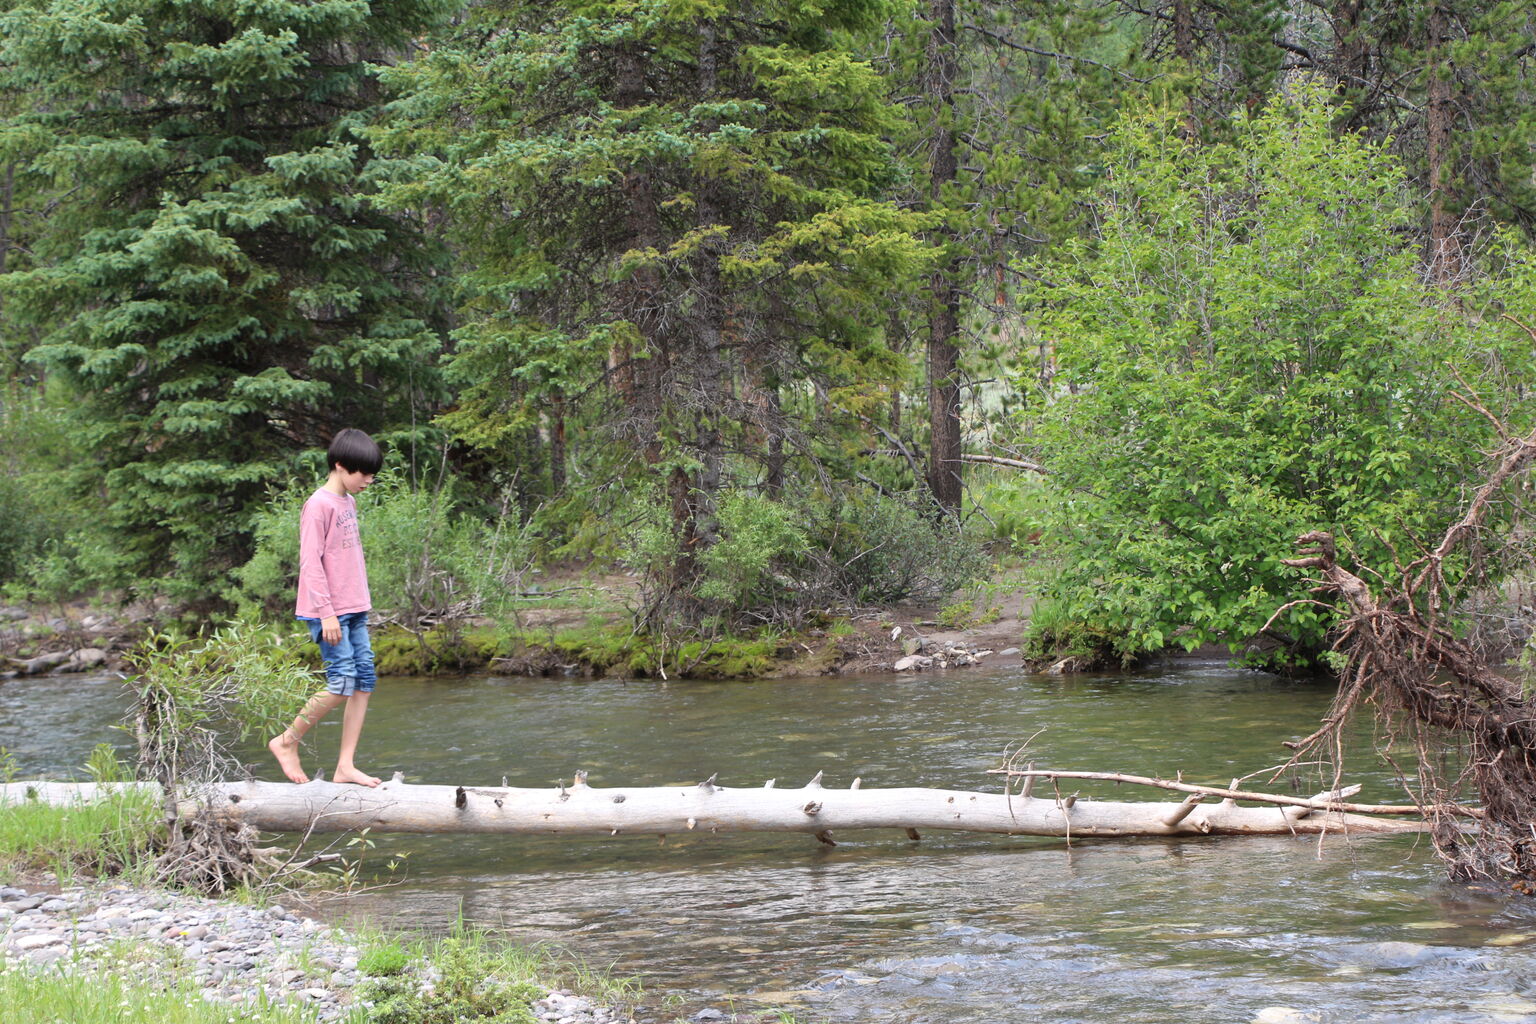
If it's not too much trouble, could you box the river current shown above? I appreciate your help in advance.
[5,663,1536,1022]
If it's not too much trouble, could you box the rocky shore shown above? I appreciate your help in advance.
[0,604,143,680]
[0,882,627,1023]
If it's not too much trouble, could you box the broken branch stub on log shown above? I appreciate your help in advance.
[2,775,1427,840]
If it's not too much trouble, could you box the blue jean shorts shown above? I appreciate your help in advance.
[298,611,376,696]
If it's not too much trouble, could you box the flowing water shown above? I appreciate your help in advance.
[6,663,1536,1023]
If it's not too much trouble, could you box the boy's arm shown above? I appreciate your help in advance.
[296,501,339,636]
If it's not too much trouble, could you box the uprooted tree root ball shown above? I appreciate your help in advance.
[1280,388,1536,886]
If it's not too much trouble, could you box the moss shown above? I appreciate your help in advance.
[536,625,782,679]
[370,624,511,676]
[372,620,803,680]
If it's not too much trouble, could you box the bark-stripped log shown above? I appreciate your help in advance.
[1,774,1428,839]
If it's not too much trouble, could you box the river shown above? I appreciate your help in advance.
[5,663,1536,1022]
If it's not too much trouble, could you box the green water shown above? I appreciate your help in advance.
[6,664,1536,1023]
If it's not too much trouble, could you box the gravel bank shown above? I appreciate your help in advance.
[0,883,628,1023]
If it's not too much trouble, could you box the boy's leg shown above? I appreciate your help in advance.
[268,690,346,783]
[333,692,380,787]
[332,613,380,787]
[269,615,357,783]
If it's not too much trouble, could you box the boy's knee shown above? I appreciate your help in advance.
[325,675,359,697]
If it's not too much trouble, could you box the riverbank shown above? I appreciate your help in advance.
[0,878,789,1024]
[0,577,1035,683]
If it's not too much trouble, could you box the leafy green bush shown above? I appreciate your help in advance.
[0,386,120,602]
[1023,88,1536,667]
[624,486,989,629]
[235,471,532,626]
[824,490,990,606]
[359,935,542,1024]
[127,620,321,785]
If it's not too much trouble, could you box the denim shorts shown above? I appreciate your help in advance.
[298,611,376,696]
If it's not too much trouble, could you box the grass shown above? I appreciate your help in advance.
[351,919,644,1013]
[0,966,356,1024]
[0,787,164,883]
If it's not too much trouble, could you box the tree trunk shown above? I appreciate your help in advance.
[925,0,963,516]
[1173,0,1200,138]
[4,776,1426,840]
[1426,4,1460,284]
[548,394,566,495]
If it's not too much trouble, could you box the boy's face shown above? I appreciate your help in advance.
[334,466,376,495]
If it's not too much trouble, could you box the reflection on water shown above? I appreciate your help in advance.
[7,664,1536,1022]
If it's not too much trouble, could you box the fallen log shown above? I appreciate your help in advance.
[1,772,1428,841]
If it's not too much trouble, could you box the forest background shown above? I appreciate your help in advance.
[1,0,1534,674]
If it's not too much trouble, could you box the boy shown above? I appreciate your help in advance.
[268,428,384,787]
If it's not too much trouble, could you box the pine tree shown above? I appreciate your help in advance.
[372,0,934,620]
[0,0,452,600]
[1282,1,1536,276]
[880,0,1135,512]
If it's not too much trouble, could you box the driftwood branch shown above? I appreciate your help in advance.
[987,768,1481,819]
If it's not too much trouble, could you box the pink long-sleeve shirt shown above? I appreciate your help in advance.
[295,487,371,619]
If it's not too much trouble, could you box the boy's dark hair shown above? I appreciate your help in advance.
[327,428,383,475]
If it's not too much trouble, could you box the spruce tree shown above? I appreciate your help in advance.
[372,0,934,620]
[0,0,451,601]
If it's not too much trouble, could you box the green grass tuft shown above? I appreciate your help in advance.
[0,787,164,882]
[0,967,348,1024]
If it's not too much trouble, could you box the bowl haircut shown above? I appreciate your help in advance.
[327,428,383,475]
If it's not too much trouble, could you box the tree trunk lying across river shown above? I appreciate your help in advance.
[2,772,1428,842]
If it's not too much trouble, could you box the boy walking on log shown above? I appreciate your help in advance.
[268,429,383,787]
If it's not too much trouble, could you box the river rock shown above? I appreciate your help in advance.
[65,647,108,671]
[893,655,932,672]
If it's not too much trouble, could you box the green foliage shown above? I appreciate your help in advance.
[359,935,542,1024]
[0,0,452,602]
[236,470,533,626]
[695,493,810,607]
[621,486,988,628]
[0,785,162,881]
[358,942,413,979]
[0,969,333,1024]
[371,0,936,605]
[1020,599,1142,670]
[825,490,990,606]
[370,624,507,676]
[1024,87,1536,665]
[0,384,122,600]
[543,624,780,681]
[127,620,321,785]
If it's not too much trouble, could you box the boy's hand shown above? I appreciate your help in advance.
[320,616,341,644]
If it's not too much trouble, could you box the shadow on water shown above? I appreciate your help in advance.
[8,664,1536,1022]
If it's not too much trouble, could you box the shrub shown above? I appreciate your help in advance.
[235,470,532,626]
[1022,88,1536,666]
[624,486,990,629]
[0,386,120,602]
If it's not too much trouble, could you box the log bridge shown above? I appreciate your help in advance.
[1,770,1431,843]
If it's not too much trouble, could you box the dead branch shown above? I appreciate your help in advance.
[984,767,1479,818]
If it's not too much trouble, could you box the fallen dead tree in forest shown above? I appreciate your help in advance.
[1,771,1428,841]
[1275,343,1536,887]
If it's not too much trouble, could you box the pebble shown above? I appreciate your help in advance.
[0,885,633,1023]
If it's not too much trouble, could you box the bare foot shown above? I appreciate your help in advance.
[268,733,309,784]
[333,766,381,787]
